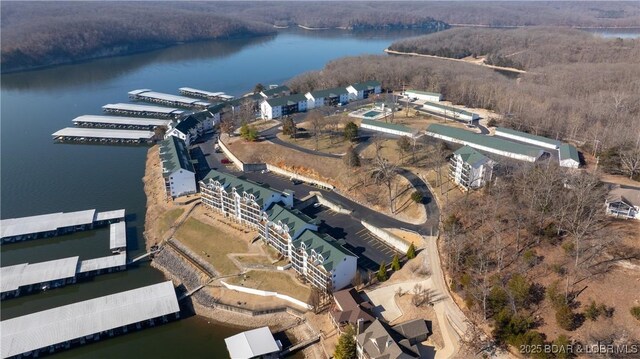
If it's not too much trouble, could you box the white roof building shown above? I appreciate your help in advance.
[225,326,281,359]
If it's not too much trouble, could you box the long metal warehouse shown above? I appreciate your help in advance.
[128,89,210,109]
[1,281,180,358]
[72,115,171,130]
[102,103,187,118]
[426,124,544,162]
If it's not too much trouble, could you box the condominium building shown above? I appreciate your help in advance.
[347,81,382,100]
[260,204,318,258]
[159,136,196,198]
[164,116,201,146]
[450,145,494,191]
[199,170,293,229]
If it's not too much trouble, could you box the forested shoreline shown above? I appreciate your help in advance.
[3,1,640,73]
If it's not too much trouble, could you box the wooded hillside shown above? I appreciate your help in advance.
[389,27,640,69]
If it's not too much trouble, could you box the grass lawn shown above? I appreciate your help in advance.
[277,132,352,154]
[174,217,247,275]
[157,208,184,236]
[235,255,273,266]
[227,270,311,302]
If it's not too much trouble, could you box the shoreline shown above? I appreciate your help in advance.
[384,48,528,74]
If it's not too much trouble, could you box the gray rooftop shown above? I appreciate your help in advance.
[72,115,171,127]
[1,256,79,294]
[496,127,560,147]
[426,124,543,159]
[129,90,210,107]
[94,209,126,222]
[309,87,349,99]
[1,209,96,239]
[109,222,127,250]
[265,93,307,107]
[423,101,476,117]
[356,319,417,359]
[1,281,179,358]
[52,128,155,140]
[77,253,127,273]
[405,89,441,97]
[361,118,416,135]
[102,103,186,115]
[225,326,280,359]
[179,87,225,98]
[159,136,195,177]
[349,81,381,91]
[262,85,291,97]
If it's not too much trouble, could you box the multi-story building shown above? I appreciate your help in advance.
[164,116,201,146]
[260,204,318,258]
[305,87,350,109]
[346,81,382,100]
[260,94,308,119]
[605,184,640,220]
[450,145,494,191]
[290,229,357,292]
[260,85,291,99]
[199,170,294,229]
[159,136,197,198]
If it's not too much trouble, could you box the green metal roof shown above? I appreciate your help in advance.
[361,118,415,134]
[350,81,381,91]
[423,101,476,117]
[309,87,349,99]
[268,204,315,236]
[262,85,291,97]
[159,136,194,177]
[496,127,560,147]
[265,94,307,107]
[559,143,580,162]
[174,115,199,133]
[453,145,490,166]
[427,124,542,158]
[206,102,227,114]
[406,89,441,97]
[202,170,282,207]
[295,229,355,272]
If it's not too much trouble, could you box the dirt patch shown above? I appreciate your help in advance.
[226,269,311,303]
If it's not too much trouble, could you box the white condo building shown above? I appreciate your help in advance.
[346,81,382,100]
[159,136,197,198]
[450,145,494,190]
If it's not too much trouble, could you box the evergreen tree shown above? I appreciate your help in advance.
[406,242,416,259]
[240,124,258,141]
[391,254,401,271]
[377,261,388,282]
[282,117,297,137]
[334,325,356,359]
[343,121,358,142]
[253,83,265,94]
[343,145,360,167]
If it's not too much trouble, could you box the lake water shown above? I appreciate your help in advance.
[0,28,426,358]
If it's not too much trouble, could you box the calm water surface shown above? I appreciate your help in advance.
[0,29,425,358]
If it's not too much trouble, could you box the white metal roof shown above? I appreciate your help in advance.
[109,222,126,250]
[52,128,155,140]
[127,89,152,96]
[1,210,96,239]
[0,256,79,294]
[225,326,280,359]
[77,253,127,273]
[94,209,126,222]
[1,281,179,358]
[218,94,234,100]
[179,87,225,97]
[102,103,186,115]
[130,90,210,107]
[72,115,171,127]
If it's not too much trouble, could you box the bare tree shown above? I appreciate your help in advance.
[307,110,325,151]
[619,147,640,180]
[219,116,237,137]
[371,152,398,213]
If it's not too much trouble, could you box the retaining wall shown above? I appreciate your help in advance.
[220,280,312,310]
[361,220,410,253]
[217,138,244,171]
[266,164,334,190]
[311,192,352,215]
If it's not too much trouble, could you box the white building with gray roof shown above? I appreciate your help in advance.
[159,136,196,198]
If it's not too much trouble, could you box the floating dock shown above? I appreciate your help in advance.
[178,87,234,101]
[1,257,79,299]
[72,115,171,130]
[1,281,180,358]
[52,128,155,144]
[109,222,127,254]
[128,89,210,109]
[1,209,124,243]
[77,252,127,275]
[102,103,187,118]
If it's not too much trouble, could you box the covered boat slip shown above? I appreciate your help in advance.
[1,281,180,359]
[128,89,210,108]
[0,257,79,296]
[102,103,187,118]
[1,209,125,243]
[178,87,234,101]
[72,115,171,130]
[77,252,127,274]
[110,222,127,253]
[52,128,155,144]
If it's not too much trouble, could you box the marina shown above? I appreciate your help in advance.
[1,209,125,244]
[72,115,171,130]
[128,89,211,109]
[109,222,127,254]
[0,281,180,359]
[1,257,79,300]
[102,103,187,118]
[178,87,235,101]
[52,128,155,144]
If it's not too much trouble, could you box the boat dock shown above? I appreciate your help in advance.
[178,87,234,101]
[72,115,171,130]
[1,281,180,358]
[1,257,80,300]
[1,208,125,243]
[128,89,210,109]
[77,252,127,276]
[110,222,127,254]
[52,128,155,144]
[102,103,187,119]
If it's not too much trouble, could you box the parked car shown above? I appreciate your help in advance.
[313,203,322,208]
[221,158,231,164]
